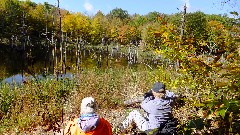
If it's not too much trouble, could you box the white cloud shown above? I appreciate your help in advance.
[84,1,94,12]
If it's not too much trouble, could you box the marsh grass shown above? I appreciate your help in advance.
[0,67,159,134]
[0,77,76,133]
[1,64,239,134]
[64,67,157,116]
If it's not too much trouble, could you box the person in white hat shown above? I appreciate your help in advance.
[64,97,112,135]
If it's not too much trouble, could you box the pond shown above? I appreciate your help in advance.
[0,43,173,84]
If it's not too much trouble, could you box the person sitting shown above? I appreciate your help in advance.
[64,97,112,135]
[119,82,178,134]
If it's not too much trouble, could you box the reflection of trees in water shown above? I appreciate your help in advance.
[1,41,175,81]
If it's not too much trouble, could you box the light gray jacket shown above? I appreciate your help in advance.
[141,90,177,129]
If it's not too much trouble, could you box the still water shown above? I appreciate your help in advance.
[0,44,171,84]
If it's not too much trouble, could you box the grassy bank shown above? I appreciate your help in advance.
[0,65,239,134]
[0,67,159,134]
[0,78,75,133]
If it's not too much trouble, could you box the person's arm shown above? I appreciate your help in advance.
[165,90,179,107]
[123,90,154,106]
[165,90,178,99]
[141,97,157,113]
[123,97,144,106]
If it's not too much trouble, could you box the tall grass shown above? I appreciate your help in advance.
[0,67,159,134]
[64,67,158,116]
[2,65,238,134]
[0,77,76,133]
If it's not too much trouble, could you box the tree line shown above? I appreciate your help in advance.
[0,0,239,53]
[0,0,240,134]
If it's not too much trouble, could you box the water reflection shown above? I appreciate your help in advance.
[0,44,167,84]
[1,74,27,85]
[1,73,74,85]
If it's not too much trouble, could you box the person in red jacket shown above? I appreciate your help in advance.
[64,97,112,135]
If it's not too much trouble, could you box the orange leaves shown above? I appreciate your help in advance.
[153,31,161,37]
[144,23,180,49]
[115,25,140,45]
[185,37,195,44]
[117,25,129,44]
[206,20,234,50]
[128,26,138,38]
[208,20,224,30]
[188,57,208,67]
[226,53,234,59]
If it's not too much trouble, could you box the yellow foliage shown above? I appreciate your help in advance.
[62,13,90,34]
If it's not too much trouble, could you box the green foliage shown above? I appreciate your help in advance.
[145,11,161,22]
[62,12,91,41]
[167,13,182,27]
[152,11,240,134]
[28,4,47,34]
[185,11,208,52]
[0,0,237,47]
[128,14,147,28]
[0,78,76,133]
[90,13,106,44]
[108,8,129,21]
[142,23,160,49]
[0,1,239,134]
[0,84,15,114]
[206,14,236,28]
[0,0,22,39]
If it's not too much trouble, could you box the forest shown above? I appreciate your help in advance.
[0,0,239,134]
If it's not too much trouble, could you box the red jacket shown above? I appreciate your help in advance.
[64,117,112,135]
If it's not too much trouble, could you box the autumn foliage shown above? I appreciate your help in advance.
[0,0,239,134]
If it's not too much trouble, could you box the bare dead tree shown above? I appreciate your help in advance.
[180,3,187,42]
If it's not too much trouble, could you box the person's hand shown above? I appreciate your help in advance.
[144,90,154,100]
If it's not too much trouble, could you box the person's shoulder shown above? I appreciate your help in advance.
[100,117,111,125]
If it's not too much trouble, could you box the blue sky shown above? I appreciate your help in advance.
[30,0,239,16]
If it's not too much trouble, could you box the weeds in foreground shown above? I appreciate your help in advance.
[0,67,155,134]
[0,78,75,133]
[0,66,239,134]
